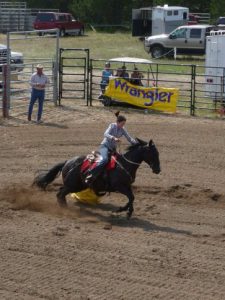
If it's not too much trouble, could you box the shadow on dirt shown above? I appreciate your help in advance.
[1,182,224,237]
[74,201,191,235]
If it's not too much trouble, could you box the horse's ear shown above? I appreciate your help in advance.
[149,139,154,147]
[136,137,147,145]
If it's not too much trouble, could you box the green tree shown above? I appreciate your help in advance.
[25,0,220,25]
[210,0,225,19]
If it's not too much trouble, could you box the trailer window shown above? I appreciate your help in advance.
[173,10,178,16]
[183,12,187,20]
[167,11,172,16]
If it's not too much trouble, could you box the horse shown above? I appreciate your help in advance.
[33,138,161,219]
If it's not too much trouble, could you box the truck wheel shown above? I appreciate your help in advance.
[79,28,84,36]
[60,29,66,37]
[151,46,164,59]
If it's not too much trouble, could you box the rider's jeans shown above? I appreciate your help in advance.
[91,145,109,176]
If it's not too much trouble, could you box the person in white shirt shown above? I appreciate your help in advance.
[28,64,49,123]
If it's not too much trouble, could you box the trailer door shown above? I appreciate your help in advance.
[132,8,152,37]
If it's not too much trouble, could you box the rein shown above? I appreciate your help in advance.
[112,156,134,182]
[121,154,141,166]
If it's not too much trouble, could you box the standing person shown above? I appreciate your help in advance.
[85,111,137,185]
[99,61,113,99]
[28,64,49,123]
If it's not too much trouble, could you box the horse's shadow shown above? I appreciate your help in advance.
[73,201,192,236]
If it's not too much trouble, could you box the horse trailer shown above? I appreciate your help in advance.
[132,4,189,37]
[205,30,225,101]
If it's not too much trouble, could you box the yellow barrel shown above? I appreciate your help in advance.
[71,188,100,205]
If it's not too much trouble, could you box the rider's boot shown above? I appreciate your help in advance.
[85,167,103,185]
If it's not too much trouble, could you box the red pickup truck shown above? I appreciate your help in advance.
[33,12,85,36]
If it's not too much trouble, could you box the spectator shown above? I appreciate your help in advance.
[130,67,143,86]
[121,65,129,80]
[99,61,113,99]
[115,67,123,78]
[28,64,49,124]
[115,65,129,80]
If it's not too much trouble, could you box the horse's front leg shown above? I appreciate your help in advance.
[116,185,135,219]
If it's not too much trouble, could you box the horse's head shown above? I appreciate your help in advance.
[136,138,161,174]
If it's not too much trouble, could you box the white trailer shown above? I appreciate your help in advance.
[205,30,225,100]
[132,4,189,37]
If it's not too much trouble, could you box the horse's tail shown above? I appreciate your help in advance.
[33,161,67,190]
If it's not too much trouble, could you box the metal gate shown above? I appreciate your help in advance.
[59,48,89,105]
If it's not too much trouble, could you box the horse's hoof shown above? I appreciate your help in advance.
[57,198,67,208]
[116,207,123,213]
[126,211,132,220]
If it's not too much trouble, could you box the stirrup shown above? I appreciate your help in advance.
[85,174,94,184]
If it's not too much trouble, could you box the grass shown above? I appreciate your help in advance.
[0,30,205,68]
[0,30,222,118]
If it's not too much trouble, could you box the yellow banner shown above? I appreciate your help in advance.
[104,78,179,113]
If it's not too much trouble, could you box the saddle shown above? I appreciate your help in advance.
[81,150,117,175]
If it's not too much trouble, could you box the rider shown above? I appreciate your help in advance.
[85,111,137,185]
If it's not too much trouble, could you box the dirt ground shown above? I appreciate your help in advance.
[0,101,225,300]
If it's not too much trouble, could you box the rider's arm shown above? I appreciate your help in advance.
[104,123,117,141]
[122,128,136,144]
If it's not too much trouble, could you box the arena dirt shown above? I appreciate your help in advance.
[0,102,225,299]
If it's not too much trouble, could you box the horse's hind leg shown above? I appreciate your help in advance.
[57,186,70,207]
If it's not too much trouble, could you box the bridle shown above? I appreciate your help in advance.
[121,145,155,169]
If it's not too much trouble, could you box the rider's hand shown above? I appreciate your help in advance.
[114,137,120,143]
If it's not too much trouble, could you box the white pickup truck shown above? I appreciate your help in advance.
[144,24,213,58]
[0,44,24,72]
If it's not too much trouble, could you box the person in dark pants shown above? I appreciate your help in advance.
[85,111,137,185]
[99,61,113,99]
[28,64,49,124]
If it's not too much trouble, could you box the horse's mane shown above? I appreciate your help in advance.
[126,137,147,151]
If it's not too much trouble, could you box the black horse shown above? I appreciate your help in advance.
[33,138,161,219]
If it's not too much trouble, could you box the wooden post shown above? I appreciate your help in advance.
[2,64,9,118]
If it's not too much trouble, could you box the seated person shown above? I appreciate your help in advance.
[115,66,129,80]
[99,62,113,99]
[115,67,123,78]
[130,67,143,86]
[121,65,129,80]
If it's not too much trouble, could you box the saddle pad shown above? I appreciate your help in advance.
[106,155,117,170]
[81,154,117,174]
[81,159,97,173]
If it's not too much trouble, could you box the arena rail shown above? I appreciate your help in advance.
[88,58,225,118]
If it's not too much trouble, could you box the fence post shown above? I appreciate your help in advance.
[89,59,93,106]
[85,48,90,106]
[53,30,59,106]
[52,61,58,106]
[191,64,196,116]
[2,64,9,118]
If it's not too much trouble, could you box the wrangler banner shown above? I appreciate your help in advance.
[104,78,179,113]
